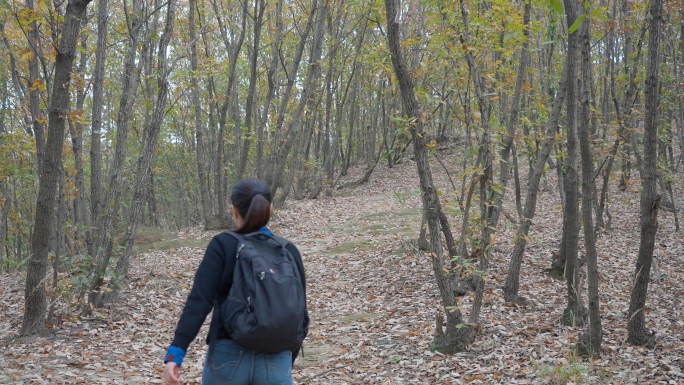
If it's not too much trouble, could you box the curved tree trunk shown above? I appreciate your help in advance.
[385,0,472,353]
[504,61,568,303]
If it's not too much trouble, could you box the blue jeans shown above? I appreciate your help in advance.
[202,339,293,385]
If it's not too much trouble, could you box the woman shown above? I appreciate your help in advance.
[163,178,308,385]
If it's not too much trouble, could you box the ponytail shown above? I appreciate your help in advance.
[231,178,272,233]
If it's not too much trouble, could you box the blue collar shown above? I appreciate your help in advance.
[258,226,273,235]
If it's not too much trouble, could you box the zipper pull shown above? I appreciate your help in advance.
[259,271,265,280]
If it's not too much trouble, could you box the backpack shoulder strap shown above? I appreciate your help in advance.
[270,234,290,249]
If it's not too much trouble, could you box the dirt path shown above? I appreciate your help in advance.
[1,158,683,384]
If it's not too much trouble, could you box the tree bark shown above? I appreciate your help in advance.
[263,0,317,190]
[577,8,602,356]
[266,0,326,198]
[104,0,176,303]
[21,0,91,336]
[190,0,211,225]
[504,61,568,303]
[0,180,10,273]
[213,0,248,217]
[235,0,265,181]
[557,0,586,327]
[24,0,47,176]
[89,0,108,239]
[68,29,91,255]
[627,0,663,348]
[85,0,143,314]
[385,0,472,353]
[257,0,283,179]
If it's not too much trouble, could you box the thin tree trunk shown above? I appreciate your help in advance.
[458,0,520,325]
[385,0,471,353]
[560,0,584,327]
[214,0,248,217]
[266,0,326,198]
[504,61,568,303]
[103,0,176,304]
[0,181,10,273]
[25,0,47,176]
[341,86,358,177]
[257,0,283,178]
[236,0,265,181]
[147,171,159,227]
[89,0,108,241]
[322,46,337,184]
[48,167,67,323]
[21,0,92,336]
[190,0,211,225]
[68,29,91,255]
[627,0,663,347]
[512,144,523,219]
[577,9,602,356]
[85,0,144,314]
[263,0,318,189]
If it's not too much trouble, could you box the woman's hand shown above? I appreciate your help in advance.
[163,362,181,385]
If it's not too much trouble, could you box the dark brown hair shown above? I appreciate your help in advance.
[231,178,272,233]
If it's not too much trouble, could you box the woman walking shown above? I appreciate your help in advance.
[163,178,309,385]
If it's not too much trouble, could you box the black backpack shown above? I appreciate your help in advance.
[214,231,308,354]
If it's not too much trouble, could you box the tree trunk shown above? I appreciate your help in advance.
[89,0,108,239]
[385,0,472,353]
[504,61,568,303]
[577,9,602,356]
[257,0,283,179]
[235,0,265,181]
[190,0,211,225]
[147,171,159,227]
[25,0,47,176]
[68,29,91,255]
[341,86,358,177]
[322,49,337,185]
[627,0,663,348]
[0,181,10,273]
[213,0,248,218]
[263,0,317,189]
[102,0,175,305]
[266,0,326,197]
[560,0,585,327]
[85,0,143,314]
[21,0,91,336]
[48,167,67,323]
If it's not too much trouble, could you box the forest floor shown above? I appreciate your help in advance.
[1,149,684,384]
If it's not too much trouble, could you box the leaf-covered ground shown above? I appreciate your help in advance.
[1,154,683,384]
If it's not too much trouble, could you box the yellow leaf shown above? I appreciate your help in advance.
[29,78,45,92]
